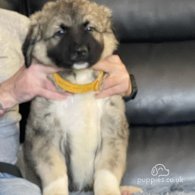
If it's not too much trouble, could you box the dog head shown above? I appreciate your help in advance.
[23,0,118,70]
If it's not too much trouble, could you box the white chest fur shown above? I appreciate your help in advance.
[51,93,105,189]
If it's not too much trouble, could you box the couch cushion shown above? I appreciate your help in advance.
[123,125,195,193]
[119,41,195,125]
[3,0,195,42]
[96,0,195,42]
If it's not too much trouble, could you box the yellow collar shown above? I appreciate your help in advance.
[53,71,104,94]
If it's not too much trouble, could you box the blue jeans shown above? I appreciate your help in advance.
[0,173,41,195]
[0,173,93,195]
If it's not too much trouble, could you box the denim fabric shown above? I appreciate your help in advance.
[0,173,41,195]
[0,172,94,195]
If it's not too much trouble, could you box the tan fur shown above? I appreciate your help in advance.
[19,0,141,194]
[25,0,117,66]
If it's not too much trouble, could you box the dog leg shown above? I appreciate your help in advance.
[94,132,128,195]
[31,143,68,195]
[93,98,130,195]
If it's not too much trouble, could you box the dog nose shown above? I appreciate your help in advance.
[71,45,89,61]
[75,45,88,57]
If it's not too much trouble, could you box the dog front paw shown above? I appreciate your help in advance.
[94,170,121,195]
[43,188,68,195]
[43,177,68,195]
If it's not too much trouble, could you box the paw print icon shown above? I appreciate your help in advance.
[151,164,170,177]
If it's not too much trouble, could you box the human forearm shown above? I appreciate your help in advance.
[0,64,69,116]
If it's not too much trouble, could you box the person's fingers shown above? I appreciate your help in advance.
[93,55,122,72]
[43,79,73,95]
[100,75,119,90]
[44,79,58,91]
[93,60,113,73]
[100,74,131,95]
[38,89,69,100]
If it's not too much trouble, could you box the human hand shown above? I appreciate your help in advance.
[93,55,131,98]
[0,63,69,111]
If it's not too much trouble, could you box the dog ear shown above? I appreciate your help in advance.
[22,24,41,67]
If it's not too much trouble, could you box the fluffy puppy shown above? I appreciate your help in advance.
[19,0,141,195]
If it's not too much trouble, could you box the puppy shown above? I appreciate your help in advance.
[19,0,141,194]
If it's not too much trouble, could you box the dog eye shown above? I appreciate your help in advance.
[83,21,95,32]
[55,24,69,36]
[85,25,95,32]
